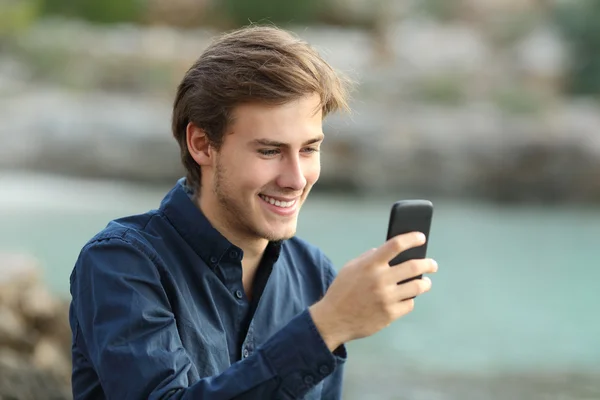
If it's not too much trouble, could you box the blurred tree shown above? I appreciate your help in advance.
[30,0,381,29]
[143,0,211,27]
[215,0,324,27]
[0,0,42,38]
[414,0,463,22]
[554,0,600,97]
[40,0,144,24]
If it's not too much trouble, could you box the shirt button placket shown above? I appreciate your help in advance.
[303,375,314,385]
[319,365,330,376]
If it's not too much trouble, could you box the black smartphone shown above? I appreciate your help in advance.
[386,200,434,286]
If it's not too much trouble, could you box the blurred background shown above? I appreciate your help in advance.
[1,0,599,399]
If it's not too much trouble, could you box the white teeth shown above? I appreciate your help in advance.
[260,195,295,208]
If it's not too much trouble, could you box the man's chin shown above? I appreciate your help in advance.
[260,223,297,242]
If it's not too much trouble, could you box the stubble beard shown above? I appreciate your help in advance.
[213,160,297,242]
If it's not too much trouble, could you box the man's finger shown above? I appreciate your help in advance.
[388,258,438,283]
[367,232,426,265]
[394,276,432,302]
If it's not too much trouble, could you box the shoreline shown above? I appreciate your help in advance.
[2,17,600,205]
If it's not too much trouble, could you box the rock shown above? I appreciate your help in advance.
[0,254,72,399]
[0,349,71,400]
[0,87,183,183]
[386,18,490,77]
[32,338,72,384]
[1,18,600,203]
[42,299,73,357]
[2,84,600,203]
[324,100,600,203]
[293,26,374,75]
[513,24,567,94]
[0,253,41,308]
[21,282,58,319]
[324,0,408,26]
[0,55,31,94]
[0,306,34,352]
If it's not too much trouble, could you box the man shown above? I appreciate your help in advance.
[68,25,438,400]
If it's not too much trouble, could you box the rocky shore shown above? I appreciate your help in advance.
[1,17,600,203]
[0,254,71,400]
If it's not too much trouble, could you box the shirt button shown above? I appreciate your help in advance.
[319,365,330,375]
[229,250,238,259]
[235,290,243,299]
[242,348,249,358]
[209,256,218,264]
[303,375,314,385]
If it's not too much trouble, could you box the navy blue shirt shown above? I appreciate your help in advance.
[68,178,346,399]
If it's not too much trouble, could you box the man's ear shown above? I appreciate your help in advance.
[187,122,213,167]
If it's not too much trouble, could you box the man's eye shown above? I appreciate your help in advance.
[258,149,280,156]
[302,147,319,154]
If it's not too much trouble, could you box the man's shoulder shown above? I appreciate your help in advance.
[82,209,162,252]
[70,209,168,292]
[72,209,167,283]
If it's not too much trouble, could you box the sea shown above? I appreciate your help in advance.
[1,172,599,400]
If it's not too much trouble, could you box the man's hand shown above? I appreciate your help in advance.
[309,232,438,351]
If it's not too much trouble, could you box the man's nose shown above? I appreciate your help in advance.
[277,154,307,191]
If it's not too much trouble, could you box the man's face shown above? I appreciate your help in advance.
[203,93,323,242]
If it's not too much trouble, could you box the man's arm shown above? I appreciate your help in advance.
[70,236,339,400]
[318,254,346,400]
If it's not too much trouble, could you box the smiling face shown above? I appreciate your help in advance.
[190,93,323,247]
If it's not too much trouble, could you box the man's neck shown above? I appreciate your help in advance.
[195,194,267,271]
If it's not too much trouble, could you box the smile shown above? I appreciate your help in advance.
[259,194,297,208]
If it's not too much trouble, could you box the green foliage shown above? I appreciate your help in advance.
[40,0,143,24]
[554,0,600,97]
[0,0,42,37]
[415,75,467,106]
[25,0,371,29]
[492,86,545,115]
[487,11,541,48]
[215,0,324,27]
[413,0,462,22]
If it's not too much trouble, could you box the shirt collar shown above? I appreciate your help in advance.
[160,178,281,267]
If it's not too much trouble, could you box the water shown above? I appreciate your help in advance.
[1,172,599,399]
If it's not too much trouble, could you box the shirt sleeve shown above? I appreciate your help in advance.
[70,236,339,400]
[319,253,347,399]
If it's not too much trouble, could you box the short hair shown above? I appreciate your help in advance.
[171,25,351,191]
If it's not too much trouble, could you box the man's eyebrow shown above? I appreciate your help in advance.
[251,135,324,148]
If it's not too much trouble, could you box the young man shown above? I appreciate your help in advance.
[68,26,438,400]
